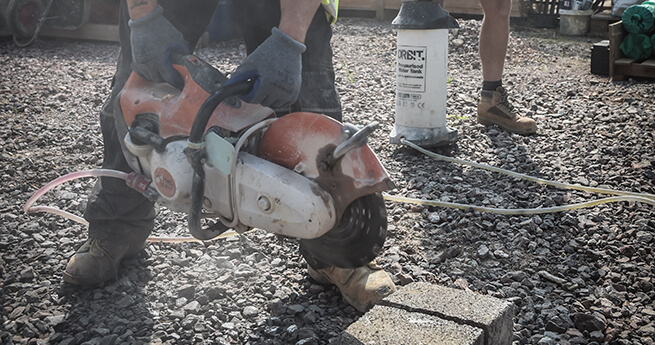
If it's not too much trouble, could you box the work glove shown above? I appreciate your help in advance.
[227,27,306,109]
[128,6,189,89]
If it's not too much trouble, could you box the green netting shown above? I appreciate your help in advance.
[622,1,655,34]
[620,33,654,59]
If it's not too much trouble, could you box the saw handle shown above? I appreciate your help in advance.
[185,70,254,241]
[188,78,255,145]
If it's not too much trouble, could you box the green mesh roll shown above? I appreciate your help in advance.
[622,1,655,34]
[620,33,654,59]
[652,34,655,55]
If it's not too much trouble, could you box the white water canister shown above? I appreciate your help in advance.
[390,0,459,147]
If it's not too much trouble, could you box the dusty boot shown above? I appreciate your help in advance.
[63,238,145,286]
[308,261,396,312]
[477,86,537,135]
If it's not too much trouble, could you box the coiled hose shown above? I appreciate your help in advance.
[387,139,655,213]
[24,141,654,243]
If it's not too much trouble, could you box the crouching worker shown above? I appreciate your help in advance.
[63,0,396,313]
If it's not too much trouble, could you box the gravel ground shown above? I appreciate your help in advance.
[1,17,654,345]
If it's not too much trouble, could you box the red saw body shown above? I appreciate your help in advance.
[114,55,394,268]
[120,56,273,137]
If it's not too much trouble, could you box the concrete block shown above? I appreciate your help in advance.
[384,282,515,345]
[333,282,515,345]
[334,305,484,345]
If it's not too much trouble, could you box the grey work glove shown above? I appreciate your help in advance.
[227,27,306,109]
[128,6,189,89]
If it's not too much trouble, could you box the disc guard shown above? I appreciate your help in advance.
[300,192,387,268]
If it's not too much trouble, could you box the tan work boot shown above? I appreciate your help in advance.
[307,261,396,312]
[63,238,145,286]
[477,86,537,135]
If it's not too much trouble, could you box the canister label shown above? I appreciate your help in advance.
[394,29,448,128]
[397,45,427,92]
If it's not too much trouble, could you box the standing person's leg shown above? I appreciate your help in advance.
[64,0,218,286]
[479,0,510,83]
[477,0,536,135]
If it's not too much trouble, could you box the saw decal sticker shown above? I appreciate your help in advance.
[154,167,176,198]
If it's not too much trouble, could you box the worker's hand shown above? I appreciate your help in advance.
[228,27,306,109]
[128,6,189,89]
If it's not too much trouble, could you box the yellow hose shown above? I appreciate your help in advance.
[384,194,655,215]
[385,139,655,213]
[146,230,241,243]
[26,140,653,244]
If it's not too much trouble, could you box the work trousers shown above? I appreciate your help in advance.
[84,0,341,268]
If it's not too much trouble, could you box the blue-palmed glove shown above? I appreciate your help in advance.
[227,27,306,109]
[128,6,189,89]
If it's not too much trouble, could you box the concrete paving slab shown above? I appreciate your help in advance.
[383,282,515,345]
[333,305,484,345]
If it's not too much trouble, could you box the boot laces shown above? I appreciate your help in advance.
[88,238,113,259]
[497,89,515,113]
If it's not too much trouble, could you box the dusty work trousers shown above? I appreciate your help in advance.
[84,0,342,268]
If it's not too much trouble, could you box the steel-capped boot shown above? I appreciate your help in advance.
[477,86,537,135]
[307,261,396,312]
[63,238,145,286]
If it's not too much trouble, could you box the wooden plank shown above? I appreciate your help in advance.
[444,0,522,18]
[40,23,119,43]
[376,0,385,20]
[341,0,377,10]
[341,0,402,9]
[609,21,626,80]
[615,58,636,65]
[613,62,655,78]
[386,0,402,9]
[445,0,483,16]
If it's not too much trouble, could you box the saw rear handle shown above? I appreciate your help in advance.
[124,68,257,240]
[185,77,256,240]
[188,78,256,145]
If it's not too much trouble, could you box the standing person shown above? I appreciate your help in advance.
[475,0,537,135]
[63,0,396,313]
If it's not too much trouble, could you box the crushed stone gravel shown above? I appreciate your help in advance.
[1,17,654,345]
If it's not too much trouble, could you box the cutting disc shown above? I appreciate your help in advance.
[300,192,387,268]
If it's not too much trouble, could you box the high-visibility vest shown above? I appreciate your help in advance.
[322,0,339,23]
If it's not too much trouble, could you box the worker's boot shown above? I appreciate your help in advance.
[307,261,396,312]
[477,86,537,135]
[63,238,145,286]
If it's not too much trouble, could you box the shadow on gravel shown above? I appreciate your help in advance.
[52,257,153,344]
[386,126,571,286]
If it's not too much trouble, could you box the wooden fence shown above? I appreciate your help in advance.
[340,0,524,19]
[40,0,525,42]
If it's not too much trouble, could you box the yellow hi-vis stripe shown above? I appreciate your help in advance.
[322,0,339,24]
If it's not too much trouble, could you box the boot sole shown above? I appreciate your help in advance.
[477,117,537,135]
[62,242,146,286]
[307,266,375,313]
[63,268,113,286]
